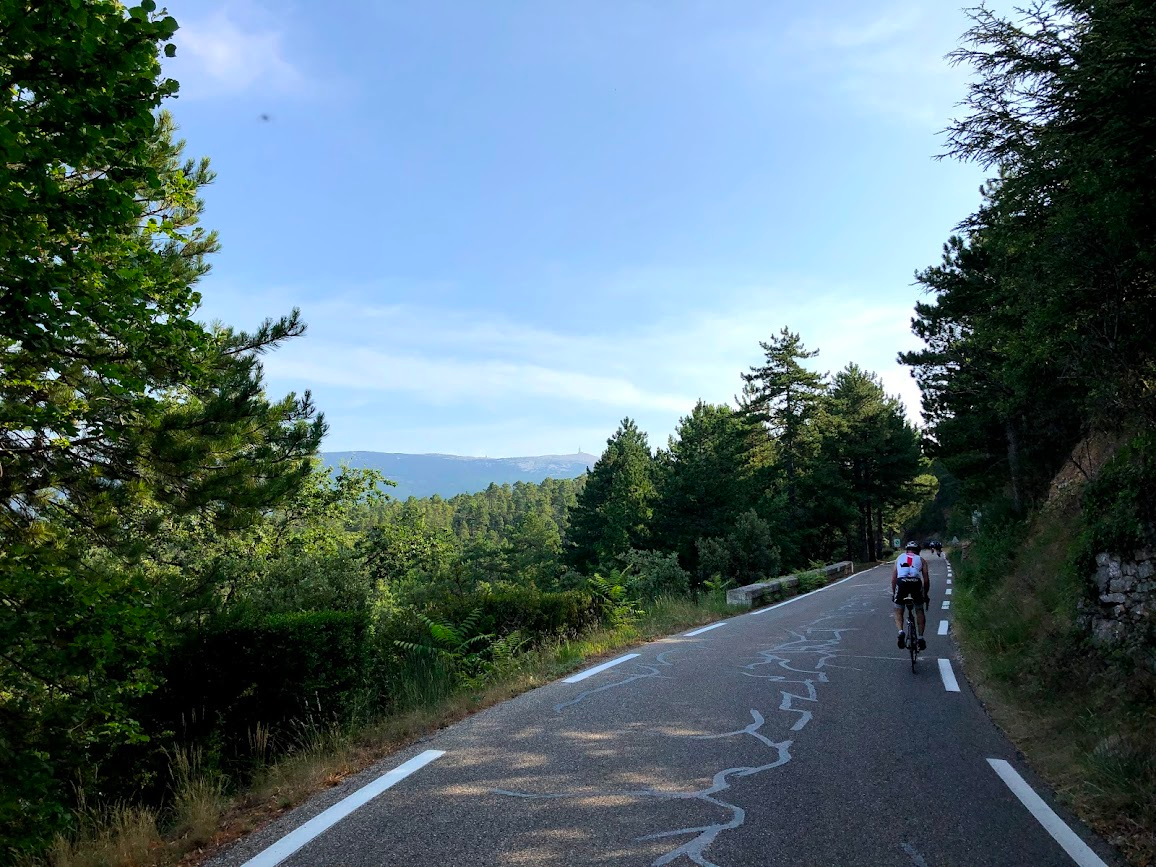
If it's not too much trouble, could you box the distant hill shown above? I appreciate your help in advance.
[320,451,598,499]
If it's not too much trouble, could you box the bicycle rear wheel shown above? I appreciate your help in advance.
[907,606,918,672]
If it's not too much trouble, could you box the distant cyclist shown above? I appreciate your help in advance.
[892,541,930,650]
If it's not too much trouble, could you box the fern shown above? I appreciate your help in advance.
[395,608,532,689]
[588,573,642,626]
[702,573,735,597]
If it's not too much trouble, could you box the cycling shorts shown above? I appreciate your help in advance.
[893,577,925,608]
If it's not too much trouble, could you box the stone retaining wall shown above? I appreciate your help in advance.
[1078,549,1156,674]
[726,561,854,609]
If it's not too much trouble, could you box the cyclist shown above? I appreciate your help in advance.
[892,541,929,650]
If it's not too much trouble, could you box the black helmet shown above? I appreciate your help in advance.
[904,540,920,551]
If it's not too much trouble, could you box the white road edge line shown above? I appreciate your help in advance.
[563,653,641,683]
[946,588,953,595]
[941,600,951,610]
[987,759,1109,867]
[938,658,961,692]
[684,622,726,637]
[240,750,445,867]
[748,570,860,616]
[937,620,949,636]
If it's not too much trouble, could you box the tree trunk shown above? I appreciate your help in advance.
[1006,419,1024,514]
[875,505,884,561]
[858,504,870,561]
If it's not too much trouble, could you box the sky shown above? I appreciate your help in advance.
[161,0,1002,458]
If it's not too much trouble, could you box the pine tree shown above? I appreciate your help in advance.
[650,401,758,575]
[741,328,827,509]
[565,418,655,571]
[819,365,922,560]
[0,8,324,846]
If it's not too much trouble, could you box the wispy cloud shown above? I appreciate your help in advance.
[231,278,924,455]
[782,4,973,128]
[169,7,301,97]
[265,347,692,414]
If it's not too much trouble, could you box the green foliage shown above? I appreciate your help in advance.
[701,574,735,597]
[0,5,330,852]
[741,328,826,508]
[621,549,692,601]
[395,609,499,685]
[695,510,781,586]
[818,364,923,560]
[423,587,603,641]
[1079,432,1156,562]
[587,573,643,627]
[796,570,825,593]
[360,476,583,544]
[650,402,762,574]
[944,1,1156,426]
[163,610,368,734]
[905,0,1156,512]
[566,419,656,571]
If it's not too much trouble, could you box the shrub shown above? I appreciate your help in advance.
[148,610,369,773]
[622,549,691,600]
[695,510,781,586]
[422,586,602,641]
[1080,431,1156,563]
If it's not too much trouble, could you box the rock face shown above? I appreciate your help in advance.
[1079,549,1156,674]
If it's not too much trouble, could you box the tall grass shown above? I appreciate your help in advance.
[952,511,1156,865]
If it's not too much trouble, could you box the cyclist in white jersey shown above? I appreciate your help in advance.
[892,541,930,649]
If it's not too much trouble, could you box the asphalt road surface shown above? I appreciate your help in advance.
[209,556,1121,867]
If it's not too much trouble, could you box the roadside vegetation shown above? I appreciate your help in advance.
[1,4,929,864]
[902,3,1156,863]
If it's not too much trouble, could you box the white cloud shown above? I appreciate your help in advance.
[265,347,692,414]
[169,8,300,96]
[235,278,926,457]
[321,417,614,458]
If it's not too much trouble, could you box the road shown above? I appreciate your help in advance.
[210,556,1120,867]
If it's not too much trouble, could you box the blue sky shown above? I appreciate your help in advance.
[162,1,999,457]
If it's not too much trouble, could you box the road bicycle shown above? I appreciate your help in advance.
[901,596,921,673]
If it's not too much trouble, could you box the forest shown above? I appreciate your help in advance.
[5,0,1155,862]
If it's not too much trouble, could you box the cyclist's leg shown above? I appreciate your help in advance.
[915,588,927,649]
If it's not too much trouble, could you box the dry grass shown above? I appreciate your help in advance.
[26,806,160,867]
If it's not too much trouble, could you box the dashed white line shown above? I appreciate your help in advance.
[947,579,953,585]
[946,588,953,596]
[941,600,951,610]
[563,653,641,683]
[937,620,949,636]
[987,759,1109,867]
[684,622,726,637]
[240,750,445,867]
[938,658,960,692]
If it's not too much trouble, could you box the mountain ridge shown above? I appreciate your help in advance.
[320,450,598,499]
